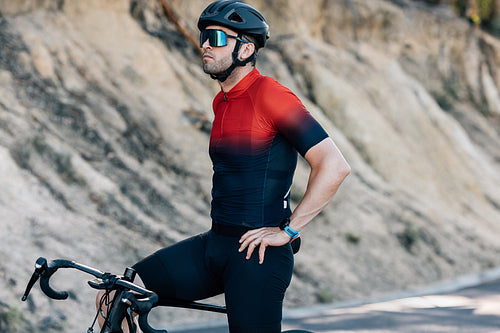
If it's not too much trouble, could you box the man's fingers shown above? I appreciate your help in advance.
[239,228,261,243]
[239,233,259,252]
[245,239,261,259]
[258,242,268,264]
[237,227,285,263]
[239,229,266,252]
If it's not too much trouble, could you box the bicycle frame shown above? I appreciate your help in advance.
[22,257,227,333]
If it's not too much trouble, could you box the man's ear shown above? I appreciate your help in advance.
[239,42,256,61]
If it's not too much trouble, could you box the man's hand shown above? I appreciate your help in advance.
[239,227,291,264]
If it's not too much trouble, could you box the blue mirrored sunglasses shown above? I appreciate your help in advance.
[200,29,249,48]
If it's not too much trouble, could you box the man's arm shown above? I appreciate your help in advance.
[287,137,351,232]
[239,137,350,263]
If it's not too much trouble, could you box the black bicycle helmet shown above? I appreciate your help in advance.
[198,0,269,49]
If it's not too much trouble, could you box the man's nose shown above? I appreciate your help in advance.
[202,39,212,49]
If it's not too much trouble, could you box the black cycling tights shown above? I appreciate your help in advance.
[133,230,294,332]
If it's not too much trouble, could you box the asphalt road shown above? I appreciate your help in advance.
[281,279,500,332]
[168,277,500,333]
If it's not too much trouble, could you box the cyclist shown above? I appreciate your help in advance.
[99,1,350,332]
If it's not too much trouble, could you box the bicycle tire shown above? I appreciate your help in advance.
[282,330,314,333]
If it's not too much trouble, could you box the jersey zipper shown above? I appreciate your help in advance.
[213,94,229,149]
[220,92,229,137]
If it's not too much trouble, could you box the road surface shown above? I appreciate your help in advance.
[167,276,500,332]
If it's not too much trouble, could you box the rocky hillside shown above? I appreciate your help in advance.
[0,0,499,331]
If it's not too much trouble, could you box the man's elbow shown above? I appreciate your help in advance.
[324,153,350,186]
[336,160,351,182]
[308,139,351,184]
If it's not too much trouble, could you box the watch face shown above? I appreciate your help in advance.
[284,226,299,238]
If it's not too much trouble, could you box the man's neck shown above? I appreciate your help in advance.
[219,65,254,92]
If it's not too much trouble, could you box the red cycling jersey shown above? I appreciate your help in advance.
[209,68,328,228]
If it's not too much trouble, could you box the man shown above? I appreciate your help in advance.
[100,1,350,332]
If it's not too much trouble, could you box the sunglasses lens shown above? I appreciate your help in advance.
[200,30,227,47]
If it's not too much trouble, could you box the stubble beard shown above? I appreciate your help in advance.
[203,54,233,76]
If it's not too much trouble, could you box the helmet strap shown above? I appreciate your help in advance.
[210,35,256,82]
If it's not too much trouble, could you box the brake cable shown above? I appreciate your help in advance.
[87,289,112,333]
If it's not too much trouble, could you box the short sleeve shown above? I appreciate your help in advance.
[256,77,329,156]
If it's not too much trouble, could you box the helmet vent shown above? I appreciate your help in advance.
[249,11,265,21]
[228,11,244,23]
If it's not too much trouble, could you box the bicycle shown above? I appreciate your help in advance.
[22,257,313,333]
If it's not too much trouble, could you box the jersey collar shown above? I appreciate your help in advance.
[222,68,261,100]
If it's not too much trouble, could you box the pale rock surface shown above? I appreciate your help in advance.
[0,0,499,331]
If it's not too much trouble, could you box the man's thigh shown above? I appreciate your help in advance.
[132,232,223,301]
[224,244,294,332]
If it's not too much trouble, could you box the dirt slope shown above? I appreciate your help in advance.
[0,0,499,331]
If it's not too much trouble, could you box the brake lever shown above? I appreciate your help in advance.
[138,311,167,333]
[21,257,48,301]
[123,293,167,333]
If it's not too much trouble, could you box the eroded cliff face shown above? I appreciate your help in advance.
[0,0,499,331]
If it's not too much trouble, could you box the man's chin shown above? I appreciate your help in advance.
[203,65,215,75]
[204,63,232,76]
[204,68,223,76]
